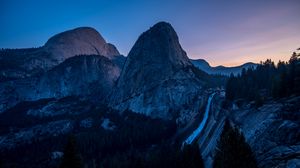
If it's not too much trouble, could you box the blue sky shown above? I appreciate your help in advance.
[1,0,299,66]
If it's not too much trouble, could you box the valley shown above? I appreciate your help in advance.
[0,21,299,168]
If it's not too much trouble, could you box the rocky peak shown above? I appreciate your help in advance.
[117,22,193,93]
[110,22,203,119]
[44,27,120,62]
[127,22,191,67]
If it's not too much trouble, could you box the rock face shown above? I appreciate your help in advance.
[44,27,120,62]
[0,27,120,81]
[0,48,54,81]
[111,55,126,71]
[191,59,257,76]
[36,55,120,99]
[230,97,300,168]
[0,27,122,112]
[0,55,120,112]
[110,22,205,119]
[196,93,300,168]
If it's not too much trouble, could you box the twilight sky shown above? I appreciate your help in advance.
[1,0,299,66]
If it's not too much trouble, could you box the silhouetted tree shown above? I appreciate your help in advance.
[225,74,235,100]
[254,92,263,108]
[213,120,257,168]
[60,135,82,168]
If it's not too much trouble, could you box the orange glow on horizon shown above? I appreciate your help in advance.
[209,54,292,67]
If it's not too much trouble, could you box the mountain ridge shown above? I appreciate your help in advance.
[0,21,298,168]
[191,59,257,76]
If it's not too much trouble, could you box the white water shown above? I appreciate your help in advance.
[182,93,216,146]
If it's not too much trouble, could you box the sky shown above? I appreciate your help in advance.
[1,0,300,66]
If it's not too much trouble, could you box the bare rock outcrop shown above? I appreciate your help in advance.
[110,22,205,119]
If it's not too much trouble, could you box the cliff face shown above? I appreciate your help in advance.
[0,55,120,113]
[36,55,120,99]
[230,97,300,168]
[110,22,205,119]
[199,94,300,168]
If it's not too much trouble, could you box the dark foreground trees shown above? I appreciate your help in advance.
[53,109,203,168]
[58,136,204,168]
[60,135,82,168]
[145,143,204,168]
[213,120,257,168]
[180,144,205,168]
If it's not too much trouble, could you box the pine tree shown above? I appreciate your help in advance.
[225,74,235,100]
[293,51,300,95]
[254,92,263,108]
[213,120,257,168]
[60,135,82,168]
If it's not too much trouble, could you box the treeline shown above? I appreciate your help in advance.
[60,136,204,168]
[226,50,300,103]
[0,105,180,168]
[0,47,42,52]
[58,109,205,168]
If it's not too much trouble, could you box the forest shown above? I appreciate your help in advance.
[226,50,300,105]
[0,101,205,168]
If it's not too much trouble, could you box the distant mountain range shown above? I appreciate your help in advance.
[0,22,218,118]
[191,59,257,76]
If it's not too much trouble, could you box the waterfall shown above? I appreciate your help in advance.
[182,93,216,146]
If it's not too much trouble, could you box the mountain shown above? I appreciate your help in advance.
[0,55,120,113]
[44,27,120,61]
[0,27,120,81]
[0,27,122,112]
[0,21,299,168]
[109,22,206,119]
[191,59,257,76]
